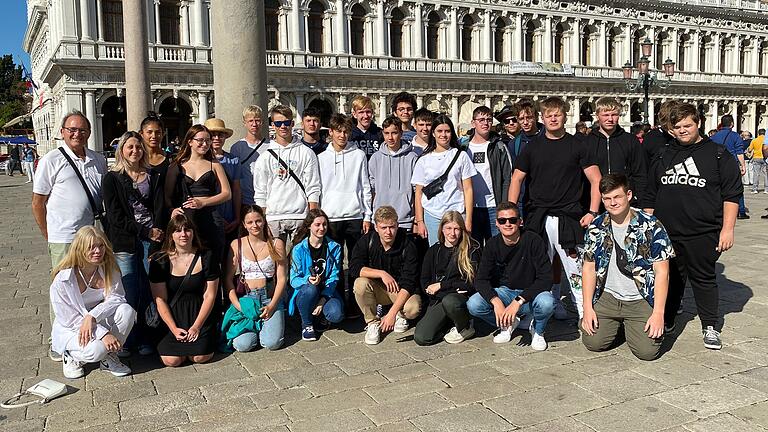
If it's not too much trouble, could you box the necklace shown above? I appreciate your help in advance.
[77,266,99,289]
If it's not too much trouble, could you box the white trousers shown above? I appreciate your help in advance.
[64,304,136,363]
[544,215,584,318]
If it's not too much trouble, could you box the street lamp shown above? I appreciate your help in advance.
[623,40,675,125]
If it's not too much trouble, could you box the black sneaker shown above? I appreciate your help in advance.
[737,214,750,220]
[702,326,722,350]
[664,322,676,334]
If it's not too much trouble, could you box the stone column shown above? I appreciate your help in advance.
[198,91,209,123]
[669,29,678,65]
[569,97,580,131]
[647,99,655,125]
[414,3,423,58]
[597,21,607,66]
[451,95,459,126]
[690,31,700,72]
[375,0,386,56]
[623,25,632,65]
[750,38,761,75]
[79,0,93,41]
[180,1,190,45]
[123,0,152,130]
[378,95,387,123]
[334,0,345,54]
[571,18,581,65]
[646,26,655,68]
[621,98,632,127]
[154,0,162,44]
[448,7,458,60]
[416,94,424,108]
[289,0,303,51]
[84,90,100,151]
[338,94,347,114]
[712,33,721,73]
[211,0,269,143]
[708,101,719,131]
[482,10,492,61]
[295,92,305,123]
[543,15,552,63]
[96,0,105,41]
[759,103,768,131]
[746,101,757,132]
[193,0,205,46]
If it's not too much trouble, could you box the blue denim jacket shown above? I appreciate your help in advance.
[583,208,675,306]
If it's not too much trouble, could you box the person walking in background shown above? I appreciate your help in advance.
[21,143,37,183]
[711,114,748,219]
[748,129,767,194]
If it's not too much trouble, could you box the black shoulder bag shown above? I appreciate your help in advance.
[240,138,267,165]
[422,150,462,199]
[268,149,306,195]
[58,147,108,233]
[146,252,200,327]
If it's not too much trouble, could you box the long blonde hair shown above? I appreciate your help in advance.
[437,211,477,282]
[52,226,119,296]
[111,131,149,174]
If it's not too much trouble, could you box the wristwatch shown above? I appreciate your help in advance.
[514,296,525,305]
[588,210,600,217]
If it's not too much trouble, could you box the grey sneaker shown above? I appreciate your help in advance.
[443,325,475,344]
[49,347,62,362]
[703,326,722,350]
[100,352,132,377]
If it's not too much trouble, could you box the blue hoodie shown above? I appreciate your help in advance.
[288,237,342,315]
[349,123,383,159]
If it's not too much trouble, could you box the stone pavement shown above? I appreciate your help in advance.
[1,172,767,432]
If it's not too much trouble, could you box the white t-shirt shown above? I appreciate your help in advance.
[33,145,107,243]
[467,141,496,208]
[411,147,477,218]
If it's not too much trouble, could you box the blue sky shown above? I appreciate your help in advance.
[1,2,31,68]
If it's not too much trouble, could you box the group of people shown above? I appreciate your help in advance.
[32,91,744,380]
[5,142,37,182]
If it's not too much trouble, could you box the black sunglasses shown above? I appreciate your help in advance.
[272,120,293,128]
[504,118,518,124]
[497,217,519,225]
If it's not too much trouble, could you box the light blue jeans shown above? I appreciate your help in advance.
[232,289,285,351]
[424,212,442,246]
[466,287,555,334]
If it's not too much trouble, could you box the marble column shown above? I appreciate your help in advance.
[96,0,105,41]
[123,0,152,130]
[513,14,523,61]
[413,3,423,58]
[597,21,607,66]
[295,93,305,123]
[543,15,552,63]
[448,7,458,60]
[375,0,386,56]
[198,91,209,123]
[154,0,162,44]
[570,18,581,65]
[193,0,206,46]
[569,97,580,131]
[708,101,719,131]
[746,101,757,133]
[84,90,100,151]
[211,0,269,142]
[378,95,387,123]
[180,2,190,45]
[416,94,424,108]
[690,31,700,72]
[79,0,93,41]
[338,94,347,114]
[621,98,632,127]
[289,0,304,51]
[451,95,459,126]
[334,0,345,54]
[482,10,492,61]
[647,99,655,125]
[712,33,721,73]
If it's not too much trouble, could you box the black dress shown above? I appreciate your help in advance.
[149,250,220,356]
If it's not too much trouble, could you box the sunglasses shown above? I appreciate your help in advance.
[504,118,518,124]
[272,120,293,128]
[496,217,519,225]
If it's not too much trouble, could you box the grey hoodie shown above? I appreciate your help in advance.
[368,141,418,228]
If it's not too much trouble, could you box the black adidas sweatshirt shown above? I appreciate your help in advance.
[643,137,742,238]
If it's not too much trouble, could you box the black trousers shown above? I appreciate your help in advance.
[413,293,471,346]
[328,219,363,313]
[665,232,721,331]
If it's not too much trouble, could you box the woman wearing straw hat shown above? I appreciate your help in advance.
[205,118,242,247]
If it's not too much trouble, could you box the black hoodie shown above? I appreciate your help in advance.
[584,126,648,200]
[349,228,421,294]
[644,137,742,238]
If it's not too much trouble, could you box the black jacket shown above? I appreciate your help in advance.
[349,228,421,294]
[474,231,553,304]
[644,137,743,238]
[420,243,480,301]
[585,126,647,200]
[461,130,513,206]
[102,170,160,253]
[642,127,673,163]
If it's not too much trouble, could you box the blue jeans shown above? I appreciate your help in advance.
[466,287,555,334]
[115,240,151,348]
[232,289,285,351]
[294,283,344,327]
[471,207,498,245]
[738,194,747,216]
[424,212,442,246]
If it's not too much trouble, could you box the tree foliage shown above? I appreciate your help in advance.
[0,55,27,127]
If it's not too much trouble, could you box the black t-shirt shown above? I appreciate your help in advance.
[308,241,327,279]
[515,132,596,209]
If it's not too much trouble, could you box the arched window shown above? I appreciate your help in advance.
[494,18,506,62]
[608,28,623,67]
[159,1,181,45]
[390,8,404,58]
[461,15,474,61]
[677,34,687,72]
[103,0,123,42]
[700,36,708,72]
[655,32,666,69]
[265,0,280,50]
[524,21,534,62]
[554,23,565,64]
[426,12,440,59]
[350,4,366,55]
[307,1,325,53]
[719,39,727,73]
[581,26,592,65]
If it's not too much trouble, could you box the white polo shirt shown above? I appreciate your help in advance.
[33,145,107,243]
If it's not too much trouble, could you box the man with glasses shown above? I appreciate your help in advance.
[253,105,321,245]
[230,105,267,205]
[32,110,108,362]
[390,92,417,143]
[462,106,513,245]
[466,201,555,350]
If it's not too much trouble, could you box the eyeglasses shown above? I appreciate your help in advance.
[191,138,211,144]
[272,120,293,128]
[504,118,518,124]
[473,118,493,124]
[63,127,90,135]
[496,217,519,225]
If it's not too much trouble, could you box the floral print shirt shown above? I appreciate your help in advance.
[583,208,675,306]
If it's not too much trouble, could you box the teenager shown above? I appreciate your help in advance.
[583,97,648,202]
[509,98,544,162]
[165,125,232,261]
[230,105,267,205]
[349,95,383,159]
[644,103,742,350]
[711,114,748,219]
[253,105,321,245]
[582,174,674,361]
[51,226,135,378]
[391,92,418,142]
[508,96,602,321]
[301,107,328,155]
[495,105,519,144]
[461,106,514,245]
[643,100,680,163]
[414,211,480,345]
[350,206,422,344]
[149,214,220,365]
[368,116,418,230]
[289,209,344,341]
[140,112,171,235]
[412,115,477,245]
[222,205,288,351]
[411,108,434,156]
[205,118,242,239]
[466,202,554,350]
[102,131,163,357]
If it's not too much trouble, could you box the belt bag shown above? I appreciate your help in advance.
[422,150,461,200]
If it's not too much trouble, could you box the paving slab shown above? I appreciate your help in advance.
[573,396,698,432]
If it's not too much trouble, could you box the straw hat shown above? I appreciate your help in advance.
[204,118,233,138]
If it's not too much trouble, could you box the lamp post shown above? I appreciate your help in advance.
[623,38,675,125]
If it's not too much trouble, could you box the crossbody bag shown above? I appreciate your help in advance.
[240,138,267,165]
[268,149,306,195]
[146,252,200,327]
[58,147,108,232]
[422,150,461,199]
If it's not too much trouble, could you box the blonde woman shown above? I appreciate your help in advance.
[50,226,136,379]
[414,211,480,345]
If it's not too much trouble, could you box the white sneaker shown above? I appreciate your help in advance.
[62,351,84,379]
[443,325,475,344]
[364,322,381,345]
[553,299,569,320]
[529,320,548,351]
[393,314,409,333]
[752,190,759,194]
[100,352,131,377]
[493,317,520,344]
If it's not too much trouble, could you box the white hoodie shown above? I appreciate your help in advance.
[253,137,321,221]
[317,142,373,222]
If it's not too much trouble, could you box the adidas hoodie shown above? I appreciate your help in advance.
[252,137,322,221]
[317,143,373,222]
[644,137,742,238]
[368,141,419,228]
